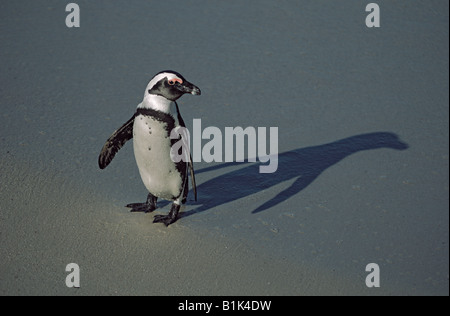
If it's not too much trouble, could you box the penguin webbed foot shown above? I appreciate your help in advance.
[127,202,156,213]
[126,193,157,213]
[153,203,180,226]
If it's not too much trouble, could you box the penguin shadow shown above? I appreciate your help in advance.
[180,132,408,218]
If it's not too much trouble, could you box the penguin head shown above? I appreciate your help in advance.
[145,70,201,101]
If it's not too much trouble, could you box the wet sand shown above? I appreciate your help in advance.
[0,1,448,295]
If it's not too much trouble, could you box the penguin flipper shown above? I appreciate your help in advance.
[174,102,197,201]
[189,154,197,202]
[98,115,135,169]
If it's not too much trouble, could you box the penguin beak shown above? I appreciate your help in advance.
[177,81,201,96]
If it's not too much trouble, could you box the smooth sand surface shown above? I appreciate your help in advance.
[1,1,448,295]
[0,154,378,295]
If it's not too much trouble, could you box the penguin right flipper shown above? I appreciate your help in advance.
[98,115,135,169]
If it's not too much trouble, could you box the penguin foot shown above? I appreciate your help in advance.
[126,193,157,213]
[127,202,156,213]
[153,203,180,226]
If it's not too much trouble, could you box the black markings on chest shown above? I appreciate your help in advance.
[135,108,181,146]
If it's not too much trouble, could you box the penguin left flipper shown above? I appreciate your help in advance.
[98,115,135,169]
[188,154,197,202]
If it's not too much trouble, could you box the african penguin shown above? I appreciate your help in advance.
[98,70,200,226]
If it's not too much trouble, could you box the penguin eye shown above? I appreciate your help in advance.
[168,78,183,86]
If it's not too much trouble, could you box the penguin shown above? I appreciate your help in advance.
[98,70,201,226]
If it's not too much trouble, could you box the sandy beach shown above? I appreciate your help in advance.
[1,1,448,295]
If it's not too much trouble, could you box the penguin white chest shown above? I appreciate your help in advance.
[133,114,183,200]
